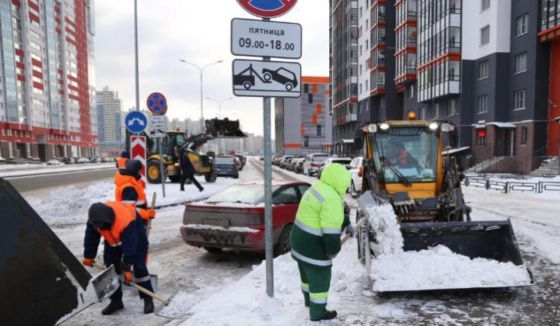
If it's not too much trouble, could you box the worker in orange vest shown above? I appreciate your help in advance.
[83,201,155,315]
[114,151,133,187]
[115,159,155,225]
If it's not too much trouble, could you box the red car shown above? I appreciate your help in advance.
[180,181,310,255]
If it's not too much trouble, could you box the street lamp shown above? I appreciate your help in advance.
[205,97,233,118]
[179,59,224,133]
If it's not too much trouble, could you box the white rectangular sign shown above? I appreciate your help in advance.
[231,18,302,59]
[150,115,166,137]
[233,59,301,98]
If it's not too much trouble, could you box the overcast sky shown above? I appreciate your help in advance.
[94,1,329,136]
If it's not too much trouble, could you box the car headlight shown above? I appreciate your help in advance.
[379,123,390,131]
[428,122,439,131]
[367,124,378,133]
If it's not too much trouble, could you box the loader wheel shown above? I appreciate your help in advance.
[147,161,162,184]
[205,169,217,183]
[274,224,292,256]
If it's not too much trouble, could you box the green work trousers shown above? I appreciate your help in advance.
[297,261,332,320]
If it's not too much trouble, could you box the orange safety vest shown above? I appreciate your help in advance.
[96,201,136,247]
[116,157,128,170]
[115,175,147,207]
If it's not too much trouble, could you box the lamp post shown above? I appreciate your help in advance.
[205,97,233,118]
[134,0,140,112]
[179,59,223,133]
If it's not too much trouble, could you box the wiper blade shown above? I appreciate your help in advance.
[381,157,412,187]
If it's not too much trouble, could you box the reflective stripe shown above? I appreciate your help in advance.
[308,188,325,203]
[136,200,146,206]
[135,275,151,283]
[122,200,136,205]
[322,227,341,235]
[301,283,309,292]
[295,220,322,236]
[291,249,332,267]
[310,297,327,304]
[109,242,122,247]
[309,292,328,304]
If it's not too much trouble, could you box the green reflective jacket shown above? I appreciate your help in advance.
[291,163,351,267]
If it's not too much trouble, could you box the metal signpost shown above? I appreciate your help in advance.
[147,92,168,198]
[234,0,300,298]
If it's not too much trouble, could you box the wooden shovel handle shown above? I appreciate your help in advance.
[340,216,368,245]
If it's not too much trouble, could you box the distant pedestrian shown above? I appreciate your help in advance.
[83,201,155,315]
[178,145,204,192]
[290,163,352,321]
[114,151,131,186]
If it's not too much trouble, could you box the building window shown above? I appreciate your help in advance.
[520,127,528,145]
[304,84,309,93]
[479,60,489,79]
[304,136,309,148]
[317,125,322,137]
[308,93,313,103]
[481,0,490,11]
[480,26,490,45]
[478,95,488,114]
[449,99,456,116]
[477,129,487,146]
[514,52,527,74]
[514,90,526,110]
[516,14,528,36]
[409,84,415,99]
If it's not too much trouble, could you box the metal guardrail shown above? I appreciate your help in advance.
[463,176,560,194]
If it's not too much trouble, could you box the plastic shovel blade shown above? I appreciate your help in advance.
[90,265,119,301]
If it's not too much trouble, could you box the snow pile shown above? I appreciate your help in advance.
[27,182,114,225]
[371,245,532,292]
[182,241,369,326]
[157,291,200,319]
[364,203,532,292]
[365,203,403,256]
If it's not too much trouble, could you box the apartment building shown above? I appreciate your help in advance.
[0,0,97,161]
[96,86,124,155]
[275,76,333,156]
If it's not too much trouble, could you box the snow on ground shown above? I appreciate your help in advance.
[0,163,114,177]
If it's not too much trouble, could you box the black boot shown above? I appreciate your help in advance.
[144,297,155,314]
[101,300,124,315]
[311,310,337,321]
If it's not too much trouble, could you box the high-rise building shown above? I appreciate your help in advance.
[0,0,97,161]
[539,0,560,156]
[95,86,121,142]
[343,0,551,173]
[275,76,333,156]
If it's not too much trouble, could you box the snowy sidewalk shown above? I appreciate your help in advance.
[0,163,114,178]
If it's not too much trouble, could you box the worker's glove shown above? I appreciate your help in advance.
[345,225,355,237]
[82,258,95,267]
[147,208,156,219]
[121,263,133,285]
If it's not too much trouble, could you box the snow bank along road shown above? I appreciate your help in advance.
[24,159,560,325]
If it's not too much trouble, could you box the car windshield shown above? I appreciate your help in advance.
[206,185,278,205]
[215,157,234,164]
[312,156,328,162]
[373,128,439,183]
[332,159,351,165]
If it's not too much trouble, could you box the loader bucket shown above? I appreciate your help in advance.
[0,179,118,325]
[400,220,524,265]
[205,118,247,138]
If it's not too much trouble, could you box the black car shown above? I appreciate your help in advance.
[214,156,239,179]
[235,155,247,170]
[262,67,298,91]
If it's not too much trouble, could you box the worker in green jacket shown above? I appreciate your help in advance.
[291,163,353,321]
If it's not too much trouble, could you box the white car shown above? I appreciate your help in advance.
[348,157,364,196]
[303,153,329,176]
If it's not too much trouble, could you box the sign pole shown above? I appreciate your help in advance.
[263,17,274,298]
[158,137,166,197]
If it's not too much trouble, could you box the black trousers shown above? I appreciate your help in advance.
[180,171,203,191]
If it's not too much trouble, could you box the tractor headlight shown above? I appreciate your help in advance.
[428,122,439,131]
[367,124,378,133]
[379,123,390,131]
[441,123,455,132]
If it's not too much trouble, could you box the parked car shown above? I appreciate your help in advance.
[235,155,247,170]
[62,157,76,164]
[285,157,300,171]
[46,159,62,166]
[214,156,239,178]
[303,153,329,176]
[348,156,365,196]
[180,181,311,254]
[279,155,294,169]
[316,157,352,179]
[295,158,306,174]
[76,157,90,164]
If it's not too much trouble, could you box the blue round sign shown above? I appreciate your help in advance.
[125,111,148,134]
[146,92,168,115]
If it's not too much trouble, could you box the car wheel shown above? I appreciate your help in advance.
[263,73,272,82]
[147,160,162,184]
[274,224,292,256]
[233,172,239,179]
[285,83,294,91]
[243,81,252,90]
[205,169,217,183]
[204,247,222,254]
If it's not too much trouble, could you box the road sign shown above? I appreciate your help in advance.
[146,92,168,115]
[150,115,166,137]
[236,0,298,18]
[125,111,148,134]
[232,59,301,98]
[130,136,147,183]
[231,18,302,59]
